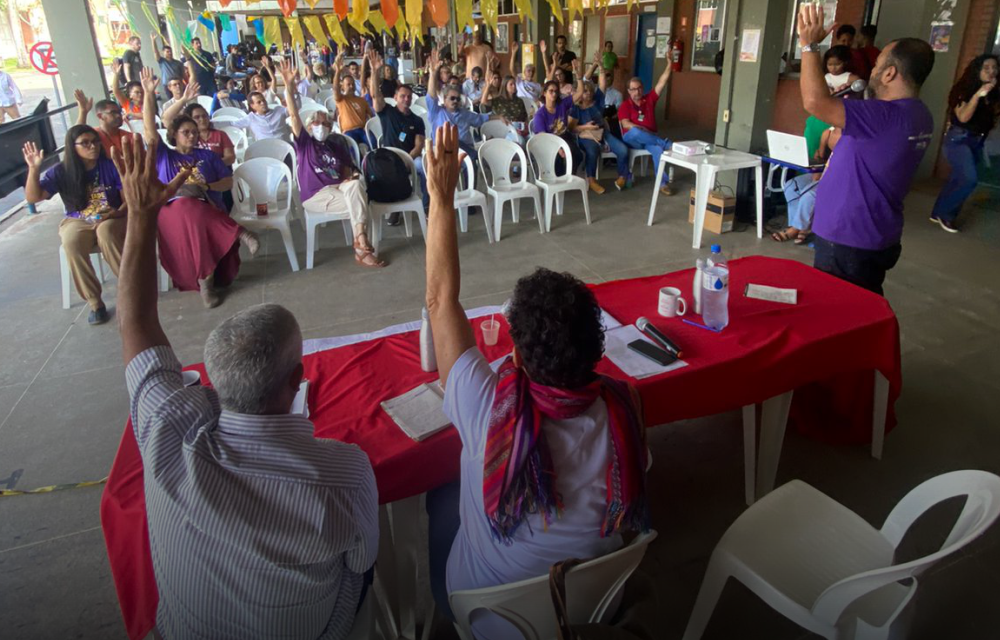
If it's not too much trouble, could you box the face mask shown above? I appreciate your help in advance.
[310,125,330,142]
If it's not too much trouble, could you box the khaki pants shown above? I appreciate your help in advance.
[302,179,371,242]
[59,217,126,310]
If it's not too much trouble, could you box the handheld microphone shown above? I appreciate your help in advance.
[636,317,683,359]
[831,78,866,98]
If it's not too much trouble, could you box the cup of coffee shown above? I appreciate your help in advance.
[182,370,202,387]
[658,287,687,318]
[481,319,500,346]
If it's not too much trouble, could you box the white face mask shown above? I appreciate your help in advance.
[310,124,330,142]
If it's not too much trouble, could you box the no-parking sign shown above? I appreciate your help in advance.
[29,41,58,76]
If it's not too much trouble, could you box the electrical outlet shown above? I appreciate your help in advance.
[723,109,731,123]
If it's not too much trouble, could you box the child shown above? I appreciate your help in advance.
[824,46,860,95]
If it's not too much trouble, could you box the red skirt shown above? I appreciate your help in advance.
[157,198,241,292]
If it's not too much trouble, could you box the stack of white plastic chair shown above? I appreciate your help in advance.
[526,133,591,232]
[478,139,543,241]
[231,158,300,272]
[367,147,427,245]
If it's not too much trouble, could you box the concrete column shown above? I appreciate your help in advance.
[533,0,554,73]
[713,0,789,152]
[39,0,107,102]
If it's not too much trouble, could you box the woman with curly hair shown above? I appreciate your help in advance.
[930,54,999,232]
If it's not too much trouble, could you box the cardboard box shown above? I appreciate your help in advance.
[688,189,736,234]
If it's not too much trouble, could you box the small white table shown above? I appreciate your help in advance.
[646,149,765,249]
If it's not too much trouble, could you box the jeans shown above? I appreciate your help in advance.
[813,235,902,296]
[931,127,984,223]
[578,133,629,179]
[782,173,819,230]
[623,127,673,184]
[552,133,583,176]
[344,127,368,148]
[426,480,462,622]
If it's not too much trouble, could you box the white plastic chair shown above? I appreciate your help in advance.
[302,134,365,270]
[628,148,652,177]
[231,158,300,272]
[60,245,169,309]
[450,531,658,640]
[478,139,543,242]
[244,138,298,184]
[210,114,242,128]
[288,105,326,130]
[454,154,492,243]
[367,147,427,245]
[527,133,591,232]
[520,96,537,119]
[121,119,144,138]
[682,472,1000,640]
[324,96,338,113]
[212,106,246,119]
[156,128,175,150]
[384,96,397,107]
[365,116,383,149]
[410,103,428,118]
[316,88,334,104]
[217,125,249,163]
[477,119,515,147]
[412,96,427,112]
[195,95,214,112]
[299,96,321,109]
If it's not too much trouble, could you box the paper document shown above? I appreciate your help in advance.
[604,325,688,380]
[382,381,452,441]
[291,380,310,418]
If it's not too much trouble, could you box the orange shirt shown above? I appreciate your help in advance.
[335,94,370,133]
[97,127,131,157]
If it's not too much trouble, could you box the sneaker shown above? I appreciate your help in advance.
[88,306,110,325]
[588,179,605,195]
[930,215,959,233]
[615,176,627,191]
[386,212,402,226]
[625,174,634,189]
[660,184,675,197]
[238,228,260,258]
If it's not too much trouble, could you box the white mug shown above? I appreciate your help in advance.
[658,287,687,318]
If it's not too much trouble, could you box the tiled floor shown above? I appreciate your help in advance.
[1,158,998,639]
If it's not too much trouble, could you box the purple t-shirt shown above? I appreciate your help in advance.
[531,96,575,136]
[293,130,358,203]
[39,158,122,220]
[155,144,232,211]
[813,98,934,250]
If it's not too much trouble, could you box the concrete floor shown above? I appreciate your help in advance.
[1,160,999,640]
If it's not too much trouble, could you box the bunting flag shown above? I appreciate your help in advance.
[334,0,349,20]
[197,11,215,32]
[277,0,296,19]
[456,0,475,32]
[368,10,389,36]
[263,16,282,49]
[219,14,232,32]
[285,17,306,50]
[303,0,322,8]
[323,14,349,48]
[301,14,326,43]
[546,0,565,24]
[481,0,498,36]
[349,0,372,36]
[512,0,534,21]
[626,0,637,11]
[405,0,423,43]
[428,0,449,28]
[250,17,266,45]
[567,0,583,24]
[394,20,408,42]
[381,0,399,29]
[219,0,234,6]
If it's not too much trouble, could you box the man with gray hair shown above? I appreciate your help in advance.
[113,134,378,639]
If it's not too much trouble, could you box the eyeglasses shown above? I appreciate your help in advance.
[74,139,100,148]
[447,96,461,102]
[176,129,198,137]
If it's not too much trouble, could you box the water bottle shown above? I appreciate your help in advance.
[692,258,706,315]
[701,245,729,330]
[420,307,437,372]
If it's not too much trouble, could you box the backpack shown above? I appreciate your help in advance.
[363,148,412,203]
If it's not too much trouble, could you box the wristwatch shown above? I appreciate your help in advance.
[801,43,822,53]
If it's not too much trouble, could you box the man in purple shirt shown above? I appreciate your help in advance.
[798,5,935,295]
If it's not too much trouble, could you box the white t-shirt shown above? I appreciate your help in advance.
[443,348,622,640]
[826,71,852,92]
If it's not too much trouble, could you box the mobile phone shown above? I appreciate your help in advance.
[627,339,677,367]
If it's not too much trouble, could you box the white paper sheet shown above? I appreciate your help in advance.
[603,325,688,380]
[381,381,452,441]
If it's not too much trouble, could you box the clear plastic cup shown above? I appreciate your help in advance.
[481,319,500,346]
[182,370,202,387]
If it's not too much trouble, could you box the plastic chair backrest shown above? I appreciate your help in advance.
[811,470,1000,626]
[521,96,537,118]
[412,96,427,112]
[212,106,246,120]
[298,106,326,126]
[410,104,428,117]
[450,531,657,640]
[157,128,174,149]
[365,117,383,149]
[300,96,320,109]
[244,138,297,179]
[332,133,361,167]
[364,146,420,199]
[384,96,397,107]
[232,157,292,212]
[324,96,338,112]
[217,125,248,155]
[210,114,242,127]
[480,119,513,142]
[455,155,477,199]
[121,120,144,137]
[479,139,528,189]
[527,133,573,183]
[316,88,334,103]
[195,96,214,112]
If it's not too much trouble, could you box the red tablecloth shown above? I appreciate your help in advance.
[100,256,900,640]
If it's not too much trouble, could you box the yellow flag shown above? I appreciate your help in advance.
[626,0,637,11]
[456,0,475,32]
[567,0,583,23]
[301,14,326,42]
[284,17,306,51]
[263,16,282,50]
[368,9,389,36]
[303,0,321,8]
[394,20,408,42]
[480,0,497,36]
[512,0,534,20]
[349,0,371,36]
[405,0,423,44]
[546,0,564,24]
[323,14,349,48]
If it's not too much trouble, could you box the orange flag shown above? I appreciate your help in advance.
[277,0,296,19]
[334,0,349,20]
[428,0,449,28]
[381,0,399,28]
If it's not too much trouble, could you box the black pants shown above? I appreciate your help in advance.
[813,235,901,296]
[554,133,583,176]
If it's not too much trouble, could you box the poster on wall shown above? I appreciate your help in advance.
[739,28,761,62]
[929,21,953,52]
[655,36,670,59]
[656,17,671,35]
[496,23,509,54]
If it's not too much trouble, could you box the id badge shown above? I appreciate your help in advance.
[638,112,645,122]
[399,131,408,143]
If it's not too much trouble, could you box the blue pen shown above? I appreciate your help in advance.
[682,318,722,333]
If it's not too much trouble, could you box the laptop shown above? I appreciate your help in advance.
[766,130,825,168]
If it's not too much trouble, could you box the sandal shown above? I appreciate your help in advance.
[770,227,800,242]
[353,240,386,268]
[793,230,811,245]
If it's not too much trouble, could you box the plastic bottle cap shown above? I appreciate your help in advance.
[710,244,721,253]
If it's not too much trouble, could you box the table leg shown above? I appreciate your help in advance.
[755,390,794,500]
[872,370,890,460]
[691,166,717,249]
[742,404,756,506]
[646,153,668,226]
[754,163,764,239]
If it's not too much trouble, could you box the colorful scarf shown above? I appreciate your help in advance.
[484,357,648,543]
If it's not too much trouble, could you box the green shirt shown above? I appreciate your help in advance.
[602,51,618,71]
[803,116,830,160]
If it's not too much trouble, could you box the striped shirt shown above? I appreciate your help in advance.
[126,346,379,640]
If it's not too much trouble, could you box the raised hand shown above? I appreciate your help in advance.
[278,57,296,85]
[797,3,832,47]
[22,141,43,169]
[425,124,460,204]
[512,41,519,54]
[112,59,122,76]
[571,58,581,75]
[539,40,547,55]
[150,30,158,41]
[182,81,200,101]
[74,89,93,114]
[111,136,190,218]
[140,67,159,93]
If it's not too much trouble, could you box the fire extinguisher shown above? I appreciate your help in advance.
[670,39,684,72]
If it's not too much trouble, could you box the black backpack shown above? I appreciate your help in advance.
[363,148,412,203]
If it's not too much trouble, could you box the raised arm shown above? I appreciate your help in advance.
[480,56,496,108]
[427,47,441,101]
[112,136,189,365]
[653,60,672,96]
[278,58,302,138]
[21,142,48,203]
[797,5,845,129]
[74,89,93,126]
[572,59,585,103]
[955,80,997,123]
[150,31,161,61]
[111,60,127,104]
[331,50,345,102]
[368,48,385,113]
[424,124,475,387]
[510,41,519,78]
[161,80,200,129]
[140,67,160,146]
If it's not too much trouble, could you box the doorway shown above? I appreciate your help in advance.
[634,13,657,90]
